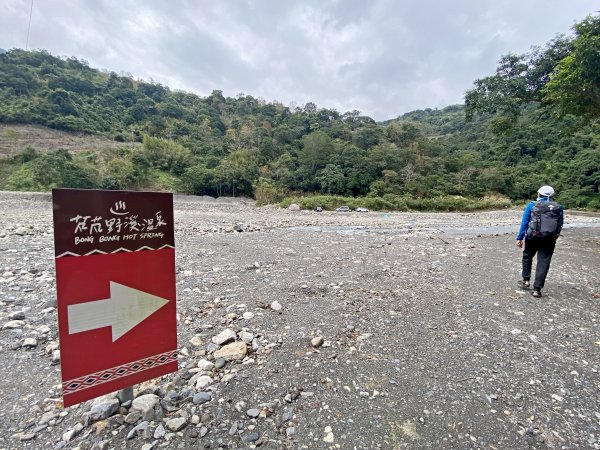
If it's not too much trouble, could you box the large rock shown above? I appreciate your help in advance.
[89,398,120,421]
[154,424,166,439]
[288,204,300,211]
[311,336,324,348]
[197,359,215,371]
[166,417,187,432]
[247,408,260,418]
[14,227,28,236]
[117,387,134,404]
[127,420,149,440]
[62,423,83,442]
[125,411,143,424]
[243,432,260,443]
[22,338,38,348]
[211,329,236,345]
[2,320,25,330]
[189,335,203,347]
[131,394,160,413]
[271,301,283,311]
[193,391,212,405]
[8,311,26,320]
[239,331,254,343]
[195,375,213,389]
[39,411,60,425]
[214,341,247,361]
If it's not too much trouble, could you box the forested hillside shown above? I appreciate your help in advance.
[0,15,598,209]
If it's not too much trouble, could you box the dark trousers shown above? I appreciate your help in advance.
[522,238,556,289]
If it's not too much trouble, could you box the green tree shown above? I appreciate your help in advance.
[386,122,422,146]
[368,169,401,196]
[316,164,346,194]
[180,164,218,196]
[352,124,383,150]
[217,149,259,196]
[465,36,572,130]
[142,135,193,175]
[261,152,295,184]
[542,15,600,121]
[299,131,333,175]
[562,147,600,205]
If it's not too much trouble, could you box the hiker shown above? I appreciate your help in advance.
[516,185,564,298]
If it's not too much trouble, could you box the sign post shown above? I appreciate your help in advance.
[52,189,178,407]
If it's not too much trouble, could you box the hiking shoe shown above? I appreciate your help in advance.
[520,280,531,290]
[532,289,542,298]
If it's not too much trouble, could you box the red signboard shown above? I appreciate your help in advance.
[52,189,178,407]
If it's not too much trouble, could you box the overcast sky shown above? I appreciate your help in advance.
[1,1,598,121]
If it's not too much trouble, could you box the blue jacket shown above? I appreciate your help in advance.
[516,196,553,240]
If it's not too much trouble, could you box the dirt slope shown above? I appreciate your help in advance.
[0,125,139,158]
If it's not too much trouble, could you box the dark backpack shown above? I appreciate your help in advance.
[526,201,563,239]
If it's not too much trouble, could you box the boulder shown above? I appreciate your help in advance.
[131,394,160,413]
[214,341,247,361]
[211,329,236,345]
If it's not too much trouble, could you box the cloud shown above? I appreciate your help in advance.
[0,0,597,120]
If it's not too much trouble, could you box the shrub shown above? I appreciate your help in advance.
[142,135,193,175]
[13,145,38,163]
[100,177,121,190]
[253,178,289,206]
[100,156,136,189]
[277,194,512,212]
[180,164,218,196]
[8,149,94,191]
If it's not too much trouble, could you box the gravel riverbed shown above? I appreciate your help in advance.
[0,191,599,449]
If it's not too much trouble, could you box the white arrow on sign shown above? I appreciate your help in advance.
[68,282,169,342]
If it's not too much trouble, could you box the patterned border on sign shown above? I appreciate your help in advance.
[62,350,178,395]
[56,244,175,259]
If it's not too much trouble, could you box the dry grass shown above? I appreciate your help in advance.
[0,124,140,158]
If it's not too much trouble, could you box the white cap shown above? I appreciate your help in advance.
[538,185,555,197]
